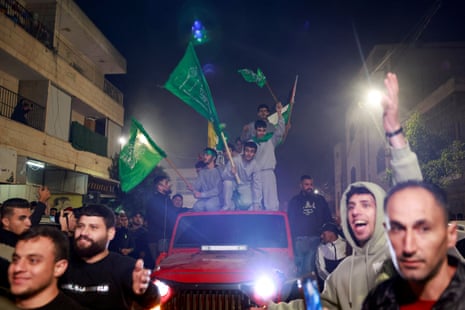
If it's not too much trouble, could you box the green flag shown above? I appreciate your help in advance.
[119,119,167,192]
[165,42,221,134]
[238,68,267,88]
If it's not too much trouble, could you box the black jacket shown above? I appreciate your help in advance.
[146,192,181,243]
[363,256,465,310]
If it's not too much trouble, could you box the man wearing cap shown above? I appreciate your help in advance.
[191,147,223,212]
[222,141,262,210]
[316,222,350,284]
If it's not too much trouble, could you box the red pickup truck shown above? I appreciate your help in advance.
[151,210,299,310]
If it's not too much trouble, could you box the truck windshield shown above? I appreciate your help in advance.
[172,214,289,249]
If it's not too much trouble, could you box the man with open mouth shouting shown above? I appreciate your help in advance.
[320,73,423,310]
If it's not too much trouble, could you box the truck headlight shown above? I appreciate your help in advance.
[154,280,171,298]
[254,275,277,300]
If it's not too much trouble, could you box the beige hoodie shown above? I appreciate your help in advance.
[321,143,422,310]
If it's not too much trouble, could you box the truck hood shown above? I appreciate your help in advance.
[154,249,295,283]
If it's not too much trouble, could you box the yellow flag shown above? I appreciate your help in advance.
[207,122,217,149]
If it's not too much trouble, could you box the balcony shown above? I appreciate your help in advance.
[70,121,107,157]
[0,85,45,131]
[0,0,124,106]
[0,85,108,158]
[0,0,52,49]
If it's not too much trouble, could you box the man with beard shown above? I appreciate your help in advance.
[287,175,332,276]
[146,176,181,264]
[191,148,223,211]
[8,226,86,310]
[109,211,135,257]
[363,181,465,309]
[60,204,159,310]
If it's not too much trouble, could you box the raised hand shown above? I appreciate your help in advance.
[132,259,151,295]
[381,72,401,133]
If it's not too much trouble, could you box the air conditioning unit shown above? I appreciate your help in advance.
[0,146,17,183]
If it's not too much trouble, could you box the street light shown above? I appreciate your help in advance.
[365,89,383,107]
[118,136,126,150]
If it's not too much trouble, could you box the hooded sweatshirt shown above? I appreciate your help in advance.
[320,143,422,310]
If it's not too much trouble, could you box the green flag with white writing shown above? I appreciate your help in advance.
[165,42,222,135]
[119,119,166,192]
[238,68,266,88]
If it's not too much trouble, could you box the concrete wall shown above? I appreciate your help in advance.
[0,117,112,179]
[0,13,124,126]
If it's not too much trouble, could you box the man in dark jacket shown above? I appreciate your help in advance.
[146,176,181,263]
[287,175,332,276]
[1,187,50,290]
[363,181,464,309]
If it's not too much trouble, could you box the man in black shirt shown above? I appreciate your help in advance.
[9,226,86,310]
[60,204,159,310]
[146,176,181,262]
[287,175,332,276]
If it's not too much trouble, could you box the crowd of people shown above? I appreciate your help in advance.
[2,72,465,310]
[268,73,465,310]
[0,191,160,310]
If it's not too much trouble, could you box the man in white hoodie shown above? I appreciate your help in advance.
[316,222,350,283]
[320,73,423,310]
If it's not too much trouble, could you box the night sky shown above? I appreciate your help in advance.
[74,0,464,203]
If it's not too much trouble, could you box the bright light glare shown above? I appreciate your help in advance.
[154,280,170,297]
[366,89,383,106]
[313,189,319,195]
[254,275,276,299]
[26,159,45,169]
[137,132,149,145]
[118,136,126,145]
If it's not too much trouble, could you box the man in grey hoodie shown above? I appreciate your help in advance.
[320,73,423,310]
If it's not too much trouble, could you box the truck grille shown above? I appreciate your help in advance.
[162,289,254,310]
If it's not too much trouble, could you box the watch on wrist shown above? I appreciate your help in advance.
[385,127,403,138]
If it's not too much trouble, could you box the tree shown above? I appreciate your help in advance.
[404,112,465,186]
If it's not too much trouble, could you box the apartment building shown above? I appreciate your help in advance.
[0,0,126,205]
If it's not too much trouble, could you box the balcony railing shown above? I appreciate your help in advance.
[0,85,45,131]
[1,85,109,157]
[1,0,124,106]
[0,0,53,49]
[70,121,108,157]
[104,79,124,105]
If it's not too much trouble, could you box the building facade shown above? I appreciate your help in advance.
[334,42,465,215]
[0,0,125,205]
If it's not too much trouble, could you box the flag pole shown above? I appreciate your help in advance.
[220,132,241,184]
[282,75,298,142]
[265,81,279,104]
[163,157,193,190]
